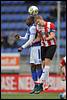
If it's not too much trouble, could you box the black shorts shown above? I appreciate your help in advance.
[41,45,57,61]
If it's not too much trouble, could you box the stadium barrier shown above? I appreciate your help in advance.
[1,53,20,72]
[1,74,65,93]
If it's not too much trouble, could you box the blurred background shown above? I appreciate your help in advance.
[1,1,66,74]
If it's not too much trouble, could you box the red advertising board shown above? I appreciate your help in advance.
[1,74,66,93]
[1,53,20,71]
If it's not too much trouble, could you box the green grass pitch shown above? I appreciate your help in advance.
[1,92,61,99]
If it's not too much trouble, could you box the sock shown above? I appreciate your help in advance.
[39,65,50,83]
[62,92,66,97]
[31,71,37,81]
[34,82,38,87]
[36,67,43,79]
[31,66,37,81]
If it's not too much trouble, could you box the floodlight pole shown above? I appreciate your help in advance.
[57,1,61,63]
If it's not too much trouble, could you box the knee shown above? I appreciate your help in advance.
[42,59,51,66]
[31,64,36,71]
[45,59,51,65]
[36,64,41,69]
[42,61,45,67]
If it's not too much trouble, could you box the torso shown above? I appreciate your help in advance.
[36,21,56,47]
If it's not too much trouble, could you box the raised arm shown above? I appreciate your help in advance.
[19,32,29,40]
[18,25,36,52]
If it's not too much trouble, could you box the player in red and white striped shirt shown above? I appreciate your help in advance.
[35,16,56,47]
[60,56,66,67]
[59,56,66,79]
[32,15,57,93]
[59,56,66,99]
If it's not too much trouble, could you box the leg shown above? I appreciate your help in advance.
[30,63,38,94]
[31,63,37,81]
[36,64,42,79]
[39,58,51,84]
[35,46,56,93]
[59,91,66,99]
[40,45,56,84]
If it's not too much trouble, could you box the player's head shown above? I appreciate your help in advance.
[26,15,34,26]
[34,15,43,26]
[34,15,45,27]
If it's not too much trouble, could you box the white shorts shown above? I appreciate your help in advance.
[30,46,41,64]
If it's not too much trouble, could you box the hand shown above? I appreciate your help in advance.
[59,63,63,68]
[15,34,20,40]
[43,35,46,40]
[18,47,23,52]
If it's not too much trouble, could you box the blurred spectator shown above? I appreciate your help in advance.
[24,1,39,6]
[1,31,18,48]
[24,1,39,11]
[49,8,57,22]
[1,36,4,47]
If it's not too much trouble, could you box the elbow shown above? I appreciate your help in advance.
[50,32,55,38]
[30,39,34,43]
[52,34,55,38]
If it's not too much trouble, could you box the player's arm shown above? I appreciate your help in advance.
[45,23,56,40]
[22,26,36,48]
[22,34,35,48]
[45,32,55,40]
[18,35,35,52]
[15,32,29,40]
[19,32,29,40]
[31,33,41,44]
[18,26,36,52]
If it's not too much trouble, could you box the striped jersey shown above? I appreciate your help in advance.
[60,56,66,66]
[36,21,56,47]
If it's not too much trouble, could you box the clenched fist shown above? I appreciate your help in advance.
[15,34,20,40]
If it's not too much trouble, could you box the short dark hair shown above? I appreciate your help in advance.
[26,15,34,26]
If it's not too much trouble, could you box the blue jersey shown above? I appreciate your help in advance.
[22,24,41,48]
[27,24,41,47]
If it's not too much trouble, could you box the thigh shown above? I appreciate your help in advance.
[45,45,56,60]
[30,46,41,64]
[41,46,46,61]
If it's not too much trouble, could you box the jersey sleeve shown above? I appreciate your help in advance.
[50,22,56,32]
[20,32,29,40]
[22,34,35,48]
[30,26,36,35]
[60,56,66,66]
[63,56,66,63]
[21,26,36,48]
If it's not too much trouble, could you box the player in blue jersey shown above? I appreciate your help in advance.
[15,15,43,94]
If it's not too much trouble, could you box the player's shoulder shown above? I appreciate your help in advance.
[30,24,36,29]
[29,24,36,34]
[46,21,55,26]
[30,24,36,31]
[63,56,66,62]
[48,21,55,29]
[48,21,55,25]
